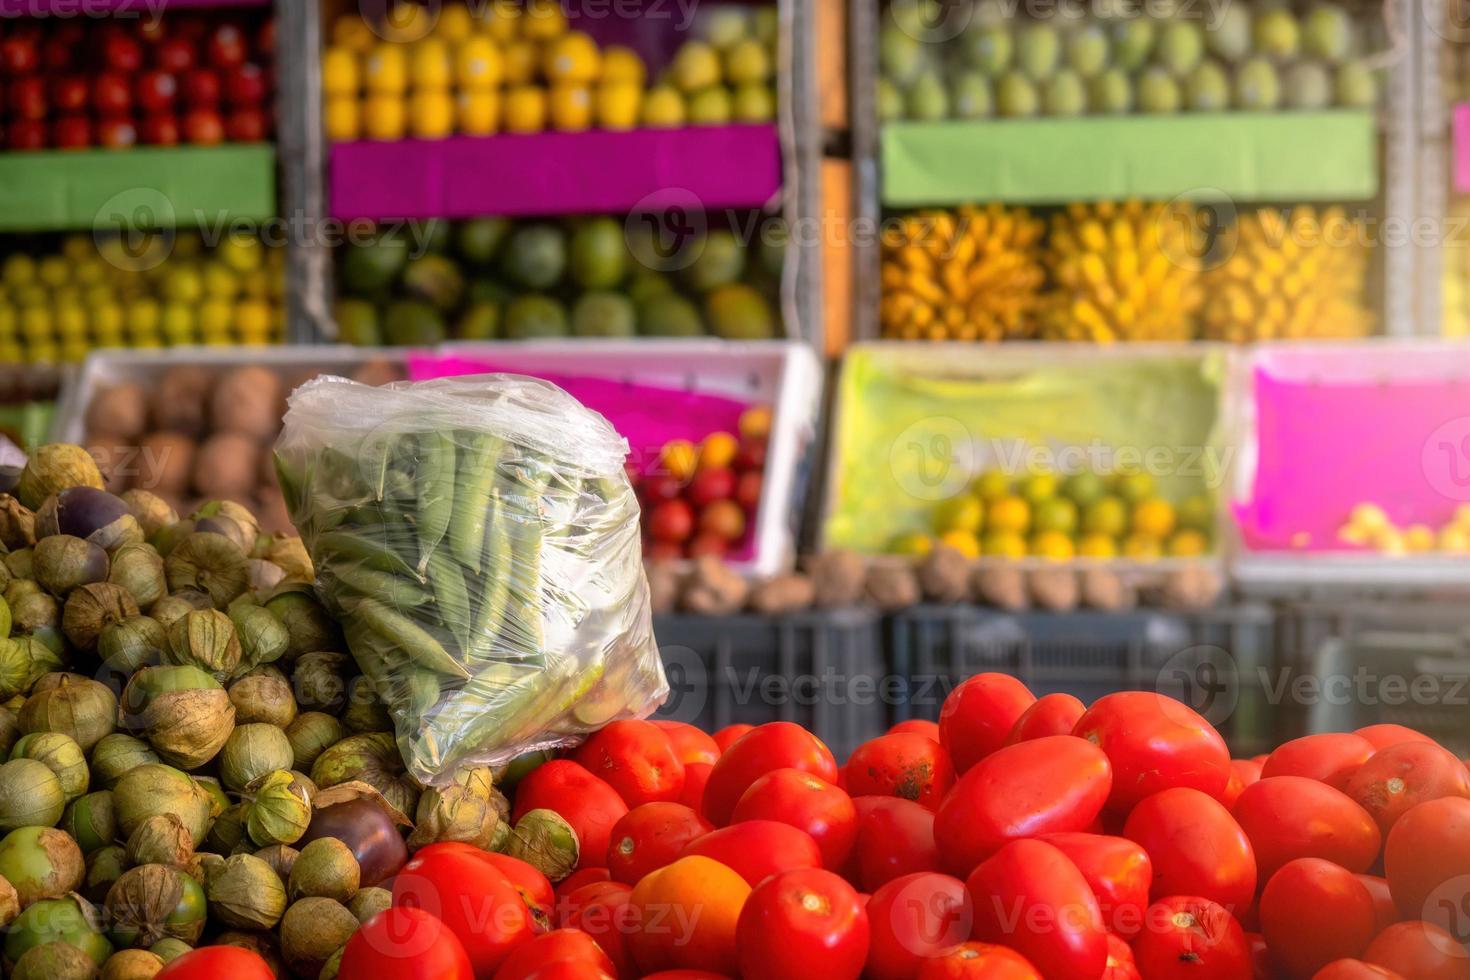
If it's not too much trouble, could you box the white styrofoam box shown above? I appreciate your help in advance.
[819,341,1245,576]
[435,339,824,577]
[1230,340,1470,595]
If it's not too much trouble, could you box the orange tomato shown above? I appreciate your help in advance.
[628,855,750,976]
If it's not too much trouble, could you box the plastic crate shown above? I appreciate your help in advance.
[1309,631,1470,755]
[888,604,1280,755]
[651,609,887,760]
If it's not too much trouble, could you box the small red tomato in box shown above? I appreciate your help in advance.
[736,438,768,472]
[0,37,41,77]
[689,467,736,508]
[7,120,47,151]
[51,75,89,113]
[649,499,695,544]
[226,62,268,105]
[140,113,181,147]
[156,36,197,74]
[736,470,763,512]
[40,35,74,73]
[207,24,249,70]
[183,68,222,107]
[687,533,728,559]
[641,473,683,503]
[700,499,746,542]
[7,76,47,121]
[257,19,278,59]
[226,107,269,142]
[93,73,133,116]
[98,118,139,149]
[101,32,145,73]
[52,115,93,149]
[183,107,226,145]
[136,71,178,113]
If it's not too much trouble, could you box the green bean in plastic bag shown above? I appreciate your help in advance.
[273,374,668,785]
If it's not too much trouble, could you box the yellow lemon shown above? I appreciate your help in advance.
[1122,533,1164,561]
[364,45,408,94]
[1019,471,1058,505]
[641,85,687,127]
[1348,502,1390,533]
[1439,525,1470,553]
[981,530,1028,559]
[1115,471,1157,504]
[1167,529,1210,557]
[1,255,34,288]
[332,16,378,53]
[595,81,642,130]
[381,1,435,43]
[687,85,732,124]
[37,256,69,288]
[1077,533,1118,558]
[544,31,601,85]
[61,235,92,263]
[456,35,502,88]
[26,343,59,364]
[670,41,722,92]
[236,301,273,336]
[457,88,501,135]
[548,83,593,131]
[732,83,776,122]
[201,264,239,299]
[53,304,86,340]
[363,93,408,140]
[323,46,361,97]
[600,45,646,85]
[89,302,123,337]
[504,85,547,133]
[216,236,263,273]
[0,343,20,364]
[1177,494,1214,533]
[433,5,475,42]
[160,302,196,340]
[522,0,568,40]
[661,439,699,481]
[0,305,14,339]
[325,96,362,142]
[481,0,520,43]
[987,495,1031,535]
[889,531,934,557]
[409,89,455,139]
[1082,496,1128,537]
[1131,498,1177,539]
[938,529,981,559]
[60,340,91,363]
[724,38,772,85]
[1405,524,1436,552]
[125,299,160,335]
[1030,530,1076,561]
[411,39,453,89]
[973,469,1011,502]
[198,299,234,335]
[502,40,539,85]
[1033,497,1078,536]
[935,495,984,535]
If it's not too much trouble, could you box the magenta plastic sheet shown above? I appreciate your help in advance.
[1456,104,1470,194]
[329,125,782,220]
[1235,364,1470,550]
[409,353,758,557]
[0,0,267,11]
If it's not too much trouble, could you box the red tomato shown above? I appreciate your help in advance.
[844,732,956,810]
[554,868,612,912]
[513,761,629,870]
[937,673,1036,774]
[1036,832,1151,939]
[679,762,713,813]
[1260,858,1377,978]
[712,724,753,753]
[1262,733,1377,790]
[1247,931,1272,980]
[1224,758,1264,809]
[1354,725,1436,751]
[336,907,474,980]
[865,872,972,980]
[606,802,711,885]
[1101,933,1141,980]
[393,844,537,976]
[736,868,868,980]
[492,929,615,980]
[702,722,838,826]
[653,720,721,766]
[573,720,687,808]
[1123,787,1256,913]
[915,942,1042,979]
[1006,692,1086,745]
[641,973,733,980]
[1134,896,1249,980]
[1363,921,1470,980]
[934,735,1111,876]
[1312,961,1406,980]
[1231,776,1381,880]
[731,767,858,869]
[889,719,941,740]
[1345,741,1470,833]
[475,852,554,923]
[522,963,613,980]
[1073,691,1231,812]
[1384,795,1470,934]
[1356,875,1400,937]
[847,796,940,892]
[157,946,278,980]
[681,819,822,887]
[966,839,1107,980]
[564,885,636,977]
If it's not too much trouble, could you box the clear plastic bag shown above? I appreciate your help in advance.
[274,374,667,785]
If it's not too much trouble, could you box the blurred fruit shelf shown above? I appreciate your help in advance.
[329,124,782,220]
[0,0,268,11]
[1453,104,1470,193]
[882,111,1378,206]
[0,144,277,231]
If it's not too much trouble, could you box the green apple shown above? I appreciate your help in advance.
[1285,60,1332,108]
[1043,69,1087,115]
[1157,20,1204,75]
[1066,24,1111,78]
[997,70,1041,117]
[1233,56,1282,109]
[951,71,994,118]
[1137,65,1182,112]
[1089,66,1133,112]
[1185,59,1230,110]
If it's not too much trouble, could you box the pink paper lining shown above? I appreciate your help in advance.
[408,352,758,557]
[1235,365,1470,551]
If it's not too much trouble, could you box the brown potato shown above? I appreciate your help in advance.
[193,432,260,500]
[137,432,196,495]
[85,383,148,440]
[212,366,283,441]
[151,366,214,437]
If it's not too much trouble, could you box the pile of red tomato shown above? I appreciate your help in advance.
[157,674,1470,980]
